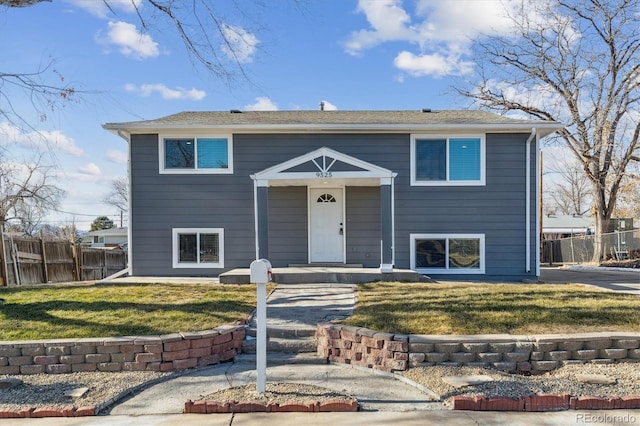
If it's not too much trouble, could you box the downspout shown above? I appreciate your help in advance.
[535,131,541,276]
[525,128,537,273]
[116,129,132,277]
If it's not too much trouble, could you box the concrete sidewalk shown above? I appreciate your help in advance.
[6,410,640,425]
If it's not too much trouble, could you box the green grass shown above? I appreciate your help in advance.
[0,283,262,340]
[342,282,640,335]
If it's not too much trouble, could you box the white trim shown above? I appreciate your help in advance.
[172,228,224,268]
[117,128,134,274]
[307,187,345,264]
[525,129,536,273]
[252,146,395,182]
[253,180,259,260]
[535,132,541,277]
[410,233,485,274]
[410,134,486,186]
[158,134,234,174]
[391,176,396,267]
[107,122,564,138]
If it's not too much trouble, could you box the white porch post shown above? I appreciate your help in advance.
[380,179,394,272]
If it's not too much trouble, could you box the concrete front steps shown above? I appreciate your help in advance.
[239,324,327,366]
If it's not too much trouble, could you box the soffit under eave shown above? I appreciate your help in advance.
[104,122,564,137]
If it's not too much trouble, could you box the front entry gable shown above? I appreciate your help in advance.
[250,147,396,186]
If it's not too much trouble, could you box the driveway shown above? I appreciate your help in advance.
[540,266,640,294]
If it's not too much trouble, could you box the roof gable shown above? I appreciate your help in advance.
[251,147,396,186]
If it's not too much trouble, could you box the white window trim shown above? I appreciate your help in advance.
[410,134,486,186]
[172,228,224,269]
[410,233,485,274]
[159,134,234,174]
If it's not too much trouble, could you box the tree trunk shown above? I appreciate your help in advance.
[591,181,613,263]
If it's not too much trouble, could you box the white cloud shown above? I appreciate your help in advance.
[394,51,474,78]
[79,163,102,176]
[101,21,159,60]
[320,100,338,111]
[105,150,127,164]
[221,24,259,64]
[65,0,142,18]
[0,122,84,157]
[344,0,419,55]
[244,97,278,111]
[125,83,206,100]
[345,0,522,78]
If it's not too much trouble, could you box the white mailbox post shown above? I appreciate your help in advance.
[249,259,272,395]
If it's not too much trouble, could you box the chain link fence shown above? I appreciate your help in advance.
[542,229,640,265]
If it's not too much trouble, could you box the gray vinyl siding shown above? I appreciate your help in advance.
[129,134,255,276]
[129,132,538,279]
[267,187,307,267]
[393,132,536,280]
[346,187,381,267]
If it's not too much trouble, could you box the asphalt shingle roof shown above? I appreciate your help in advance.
[104,110,563,139]
[106,109,558,126]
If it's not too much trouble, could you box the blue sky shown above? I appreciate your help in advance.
[0,0,545,230]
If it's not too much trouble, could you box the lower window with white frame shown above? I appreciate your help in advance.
[410,233,484,274]
[172,228,224,268]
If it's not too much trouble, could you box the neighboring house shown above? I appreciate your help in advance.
[82,227,128,249]
[542,215,595,240]
[104,110,562,280]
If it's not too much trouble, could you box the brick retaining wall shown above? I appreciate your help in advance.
[0,325,245,375]
[317,323,640,373]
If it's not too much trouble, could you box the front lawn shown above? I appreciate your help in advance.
[0,283,260,340]
[342,282,640,335]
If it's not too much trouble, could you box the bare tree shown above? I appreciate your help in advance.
[103,176,128,214]
[0,151,65,231]
[612,163,640,218]
[458,0,640,262]
[544,157,592,216]
[1,0,265,129]
[0,58,78,131]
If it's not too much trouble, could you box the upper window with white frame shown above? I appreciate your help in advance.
[411,134,485,186]
[172,228,224,268]
[160,135,233,174]
[410,233,485,274]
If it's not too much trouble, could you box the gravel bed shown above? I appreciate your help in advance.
[0,371,169,411]
[199,382,353,405]
[402,363,640,406]
[0,363,638,411]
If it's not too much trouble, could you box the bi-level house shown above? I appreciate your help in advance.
[104,109,562,281]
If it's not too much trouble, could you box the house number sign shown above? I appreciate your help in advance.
[312,155,337,178]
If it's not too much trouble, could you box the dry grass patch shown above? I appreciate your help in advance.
[343,282,640,335]
[0,282,264,340]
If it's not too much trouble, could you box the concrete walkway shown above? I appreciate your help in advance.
[110,283,441,415]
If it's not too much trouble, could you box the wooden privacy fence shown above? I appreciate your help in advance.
[0,235,127,286]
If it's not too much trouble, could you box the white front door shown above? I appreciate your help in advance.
[309,188,344,263]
